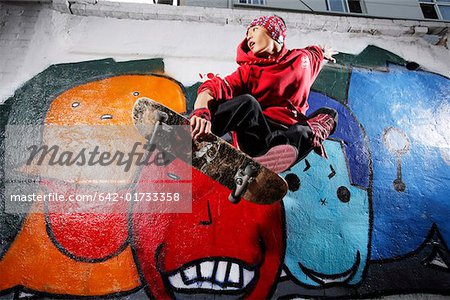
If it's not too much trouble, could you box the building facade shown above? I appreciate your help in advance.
[178,0,450,21]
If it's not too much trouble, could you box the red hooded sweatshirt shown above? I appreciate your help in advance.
[198,39,324,126]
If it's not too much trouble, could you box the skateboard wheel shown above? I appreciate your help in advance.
[155,111,169,122]
[243,164,258,177]
[228,193,241,204]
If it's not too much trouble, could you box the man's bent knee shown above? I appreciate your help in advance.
[237,94,261,109]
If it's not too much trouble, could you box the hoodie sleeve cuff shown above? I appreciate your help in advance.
[189,107,211,121]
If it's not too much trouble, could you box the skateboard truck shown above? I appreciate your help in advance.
[229,164,258,204]
[147,110,171,148]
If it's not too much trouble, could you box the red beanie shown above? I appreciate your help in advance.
[248,15,287,45]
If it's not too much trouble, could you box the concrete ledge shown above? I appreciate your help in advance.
[0,0,52,2]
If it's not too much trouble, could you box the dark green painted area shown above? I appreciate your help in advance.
[312,65,350,104]
[0,90,21,260]
[328,45,406,69]
[312,45,407,103]
[0,58,164,258]
[185,82,202,113]
[350,45,406,69]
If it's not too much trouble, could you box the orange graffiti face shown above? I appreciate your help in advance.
[0,75,187,296]
[38,75,186,184]
[46,75,186,125]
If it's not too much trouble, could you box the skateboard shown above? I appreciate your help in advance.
[132,97,288,204]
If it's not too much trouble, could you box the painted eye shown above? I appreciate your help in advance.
[167,173,180,180]
[285,173,300,192]
[101,114,113,120]
[337,186,351,203]
[133,91,140,96]
[71,102,80,108]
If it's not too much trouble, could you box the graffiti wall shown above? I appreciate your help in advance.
[0,3,449,300]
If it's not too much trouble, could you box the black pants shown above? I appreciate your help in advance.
[209,94,336,160]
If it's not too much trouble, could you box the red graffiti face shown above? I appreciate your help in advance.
[132,159,284,299]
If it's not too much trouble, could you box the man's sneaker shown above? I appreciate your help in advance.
[307,113,336,148]
[253,144,298,174]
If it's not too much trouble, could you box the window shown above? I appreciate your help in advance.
[348,0,363,13]
[419,0,450,20]
[154,0,178,4]
[326,0,364,13]
[239,0,266,4]
[328,0,346,12]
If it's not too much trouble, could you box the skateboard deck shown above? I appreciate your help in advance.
[132,97,288,204]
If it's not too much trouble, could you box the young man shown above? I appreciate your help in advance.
[190,15,338,173]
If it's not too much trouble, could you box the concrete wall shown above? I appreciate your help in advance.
[0,2,449,299]
[0,3,43,102]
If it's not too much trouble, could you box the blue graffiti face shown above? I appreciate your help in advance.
[282,140,369,286]
[348,65,450,260]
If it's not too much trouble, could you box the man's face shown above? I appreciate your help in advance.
[246,25,277,57]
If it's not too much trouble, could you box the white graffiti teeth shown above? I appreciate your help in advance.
[167,259,256,292]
